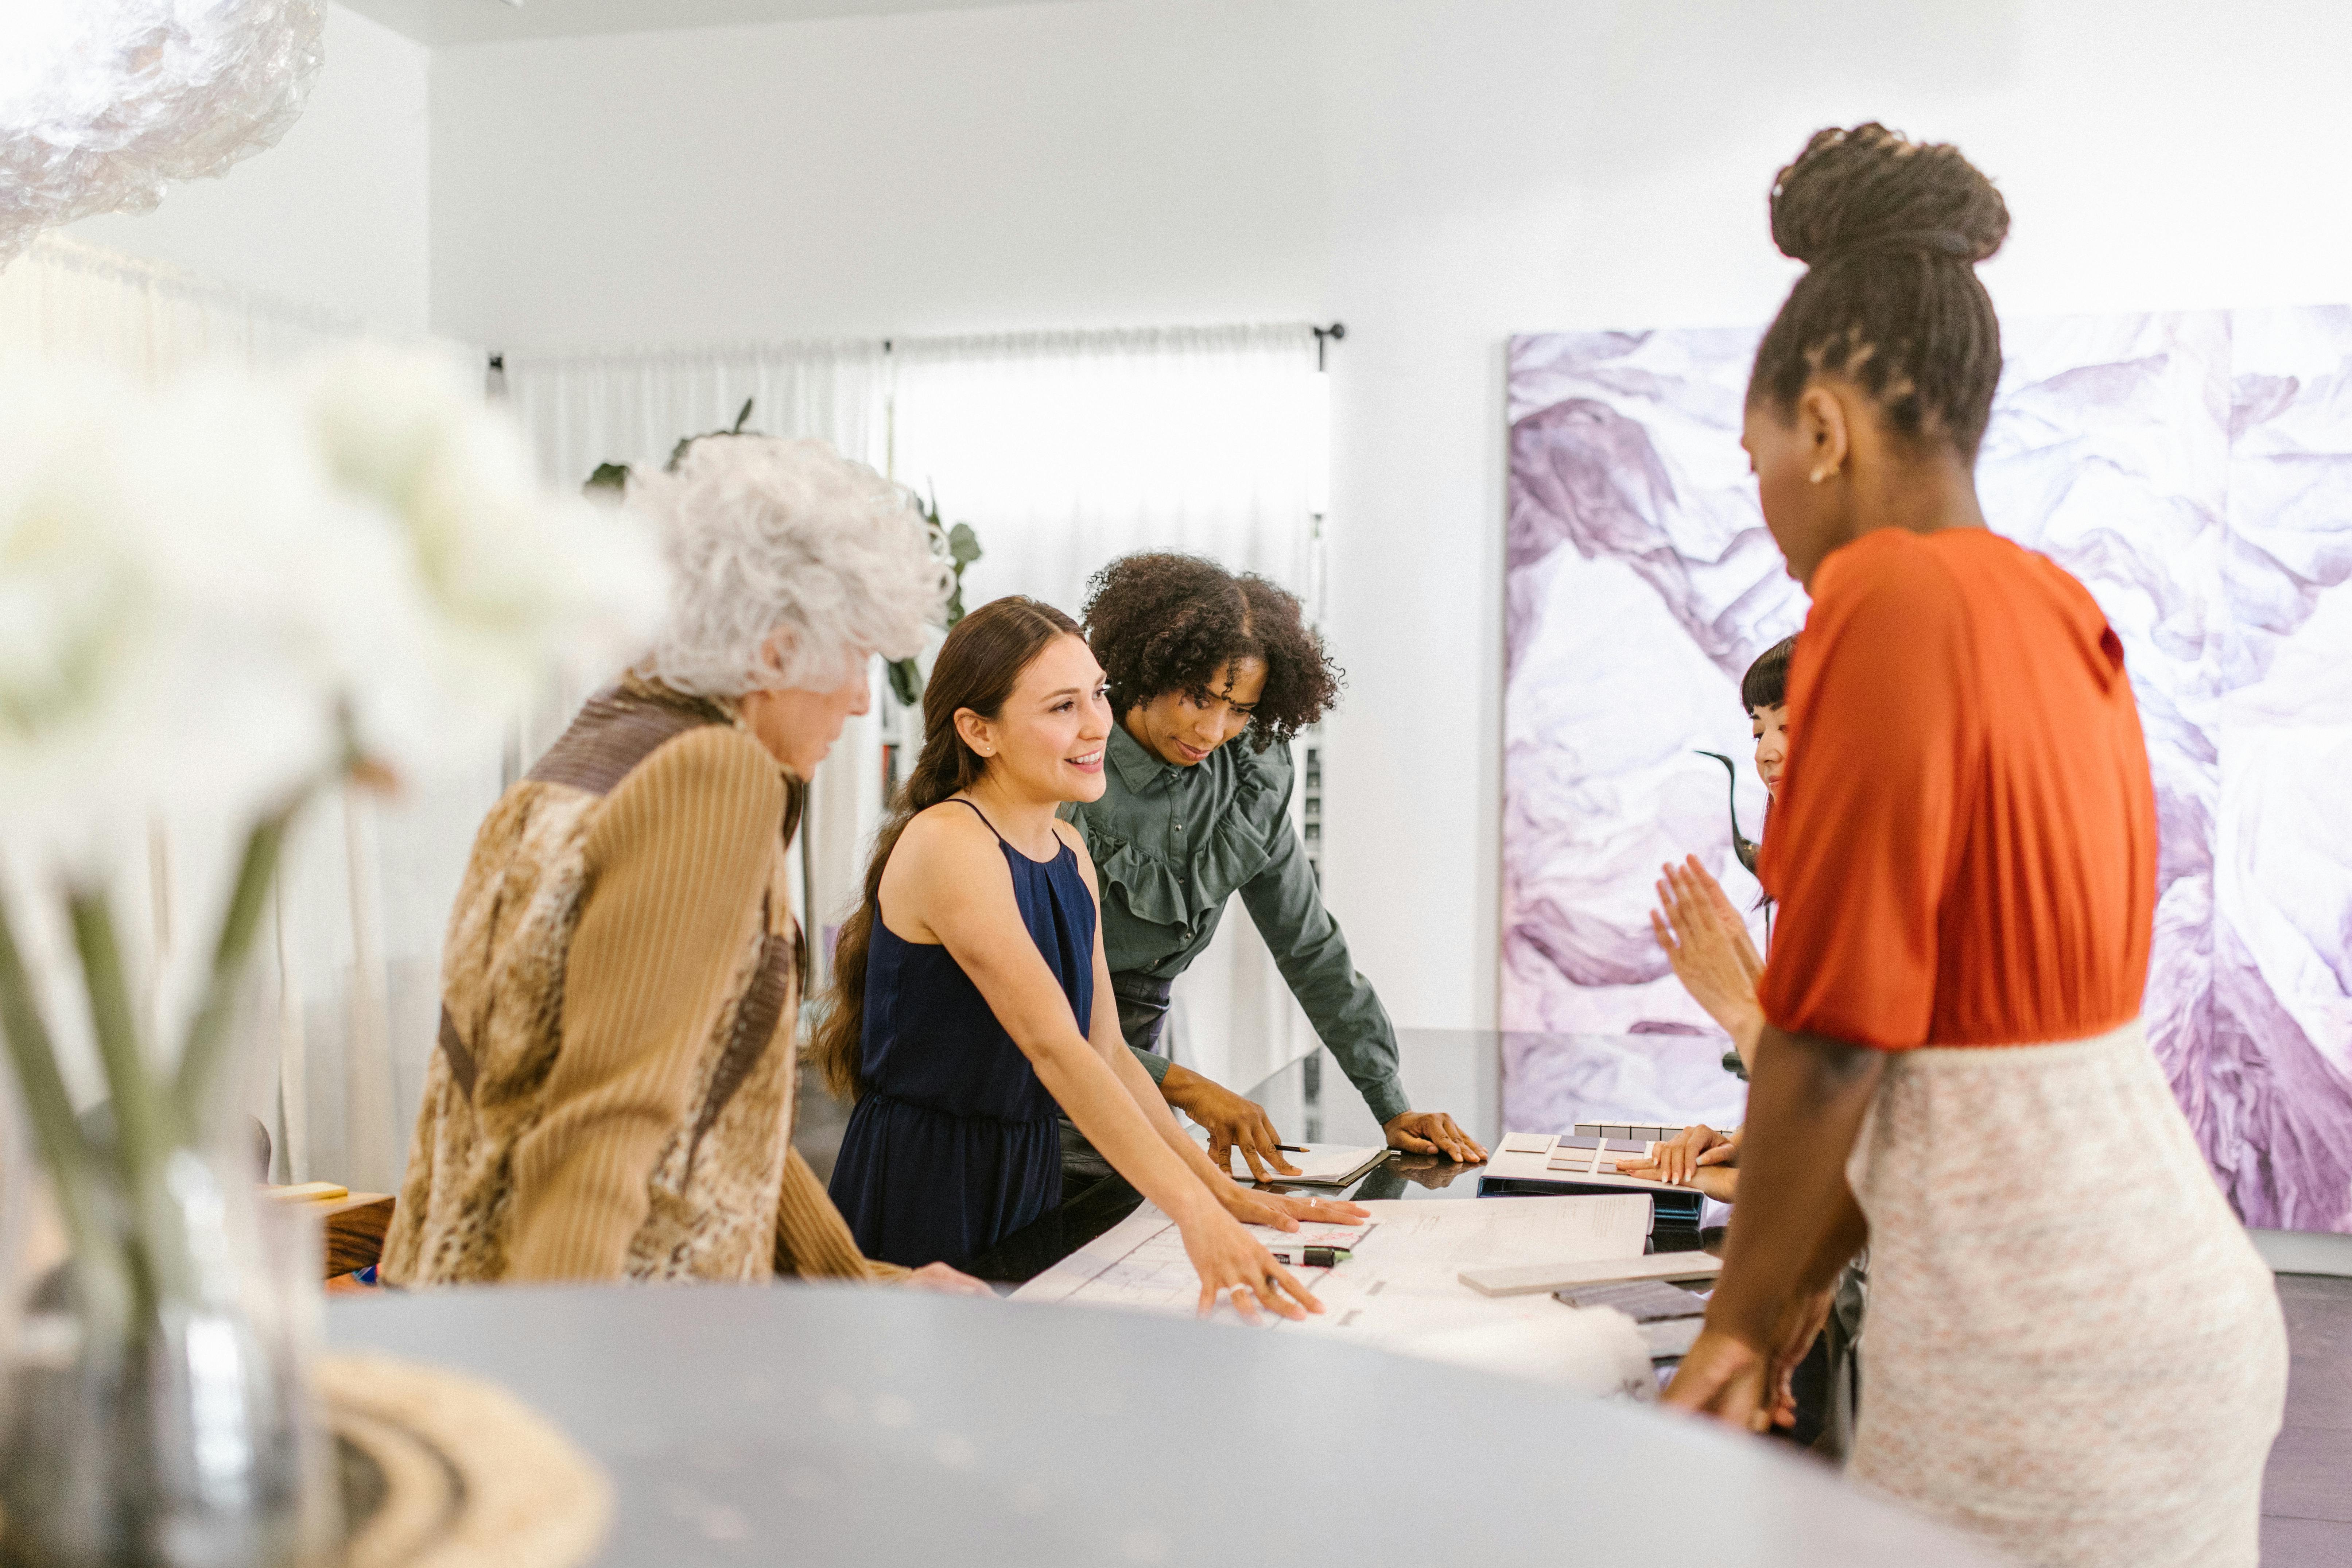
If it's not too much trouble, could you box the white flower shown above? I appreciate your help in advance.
[0,348,664,872]
[0,369,350,869]
[299,345,667,776]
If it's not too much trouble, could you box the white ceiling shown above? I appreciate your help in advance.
[341,0,1098,46]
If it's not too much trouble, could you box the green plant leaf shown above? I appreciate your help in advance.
[948,522,983,568]
[584,461,632,493]
[887,657,924,708]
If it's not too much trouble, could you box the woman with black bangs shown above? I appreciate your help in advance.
[1061,552,1486,1185]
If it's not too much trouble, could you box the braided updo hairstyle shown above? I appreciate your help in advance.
[1750,123,2011,459]
[814,595,1080,1099]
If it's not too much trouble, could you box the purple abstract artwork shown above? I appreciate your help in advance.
[1505,312,2352,1234]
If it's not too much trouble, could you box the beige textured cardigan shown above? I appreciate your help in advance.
[382,678,900,1287]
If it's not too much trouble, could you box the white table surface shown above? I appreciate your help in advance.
[330,1282,1998,1567]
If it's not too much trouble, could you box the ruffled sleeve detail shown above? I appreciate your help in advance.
[1088,750,1286,937]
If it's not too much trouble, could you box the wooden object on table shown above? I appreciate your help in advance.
[319,1353,612,1568]
[265,1185,397,1279]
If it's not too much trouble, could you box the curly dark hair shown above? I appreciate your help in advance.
[1081,552,1342,751]
[1751,122,2010,459]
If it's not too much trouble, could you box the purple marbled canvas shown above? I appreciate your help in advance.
[1505,312,2352,1233]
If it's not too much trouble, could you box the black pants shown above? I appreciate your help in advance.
[1056,973,1174,1184]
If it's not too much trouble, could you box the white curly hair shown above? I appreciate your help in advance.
[628,435,951,696]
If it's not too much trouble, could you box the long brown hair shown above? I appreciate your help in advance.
[814,595,1083,1100]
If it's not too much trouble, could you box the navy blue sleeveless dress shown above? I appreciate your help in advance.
[828,801,1096,1268]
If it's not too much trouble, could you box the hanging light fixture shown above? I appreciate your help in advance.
[0,1,325,267]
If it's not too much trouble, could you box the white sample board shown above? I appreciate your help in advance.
[1013,1196,1660,1397]
[1485,1132,1693,1195]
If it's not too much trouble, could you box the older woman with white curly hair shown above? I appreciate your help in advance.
[383,435,986,1294]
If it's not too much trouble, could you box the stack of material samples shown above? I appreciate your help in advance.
[1556,1278,1712,1360]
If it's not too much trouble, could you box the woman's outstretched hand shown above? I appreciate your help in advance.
[1221,1184,1369,1230]
[1650,855,1766,1043]
[1177,1210,1323,1323]
[903,1261,996,1297]
[1641,1123,1728,1186]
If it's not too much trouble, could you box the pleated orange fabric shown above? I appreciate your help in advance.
[1755,526,2157,1050]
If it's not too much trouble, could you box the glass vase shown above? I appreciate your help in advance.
[0,1122,338,1568]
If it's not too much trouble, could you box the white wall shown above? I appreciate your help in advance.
[431,0,2352,1035]
[69,3,432,334]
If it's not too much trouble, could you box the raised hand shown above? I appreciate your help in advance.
[1650,855,1766,1044]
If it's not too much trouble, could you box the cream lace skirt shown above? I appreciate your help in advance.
[1847,1021,2286,1568]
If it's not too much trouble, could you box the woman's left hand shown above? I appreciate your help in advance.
[1220,1183,1369,1229]
[903,1262,996,1297]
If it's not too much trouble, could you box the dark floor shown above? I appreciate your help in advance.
[2269,1272,2352,1565]
[799,1075,2351,1560]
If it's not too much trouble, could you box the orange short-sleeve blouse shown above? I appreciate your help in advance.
[1754,527,2157,1049]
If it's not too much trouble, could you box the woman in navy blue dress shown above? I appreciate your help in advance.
[821,597,1360,1315]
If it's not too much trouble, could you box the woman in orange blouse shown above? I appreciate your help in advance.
[1662,125,2284,1568]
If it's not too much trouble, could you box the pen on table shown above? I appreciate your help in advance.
[1274,1145,1311,1153]
[1266,1245,1351,1268]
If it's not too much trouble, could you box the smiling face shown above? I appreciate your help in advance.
[954,632,1113,805]
[1123,657,1267,768]
[1750,701,1789,801]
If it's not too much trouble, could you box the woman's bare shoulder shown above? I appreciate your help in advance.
[896,799,1001,860]
[1052,817,1098,882]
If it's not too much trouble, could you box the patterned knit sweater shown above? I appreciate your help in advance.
[381,678,899,1286]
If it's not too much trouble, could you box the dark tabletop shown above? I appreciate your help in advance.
[967,1028,1746,1284]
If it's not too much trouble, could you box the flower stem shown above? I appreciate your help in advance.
[0,876,133,1331]
[174,806,297,1130]
[66,886,185,1312]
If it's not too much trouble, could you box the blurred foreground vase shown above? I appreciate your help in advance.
[0,1143,336,1568]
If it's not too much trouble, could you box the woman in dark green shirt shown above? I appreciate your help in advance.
[1062,552,1486,1181]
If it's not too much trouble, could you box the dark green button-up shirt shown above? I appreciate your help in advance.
[1065,723,1411,1126]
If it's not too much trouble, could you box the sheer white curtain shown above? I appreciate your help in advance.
[502,340,891,500]
[501,341,896,1004]
[0,234,492,1193]
[0,233,359,377]
[890,323,1331,1098]
[889,324,1326,618]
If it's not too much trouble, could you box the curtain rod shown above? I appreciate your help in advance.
[490,321,1346,373]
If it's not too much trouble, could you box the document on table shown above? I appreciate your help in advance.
[1013,1195,1648,1325]
[1011,1195,1660,1394]
[1012,1208,1376,1313]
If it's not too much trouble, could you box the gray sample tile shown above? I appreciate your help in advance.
[2263,1423,2352,1522]
[2262,1516,2352,1568]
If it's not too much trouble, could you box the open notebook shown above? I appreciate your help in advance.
[1226,1143,1390,1186]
